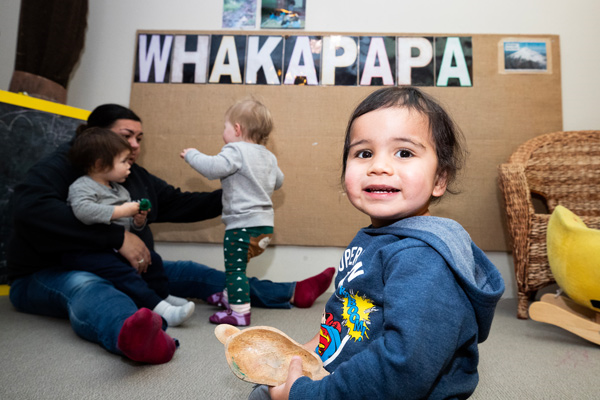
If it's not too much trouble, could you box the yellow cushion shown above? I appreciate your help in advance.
[547,205,600,312]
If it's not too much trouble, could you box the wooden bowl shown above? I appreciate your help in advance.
[214,324,329,386]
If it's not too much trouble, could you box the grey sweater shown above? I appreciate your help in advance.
[184,142,283,229]
[67,175,134,230]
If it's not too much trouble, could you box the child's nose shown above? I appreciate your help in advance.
[368,155,394,175]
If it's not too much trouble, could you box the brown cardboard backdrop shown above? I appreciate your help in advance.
[130,32,562,251]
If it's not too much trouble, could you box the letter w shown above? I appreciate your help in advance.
[137,34,173,83]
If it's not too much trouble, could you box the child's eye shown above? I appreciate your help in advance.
[356,150,372,159]
[395,149,413,158]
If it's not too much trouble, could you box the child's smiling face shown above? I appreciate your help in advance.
[344,107,447,227]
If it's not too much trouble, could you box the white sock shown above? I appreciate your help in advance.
[165,294,189,306]
[230,303,251,314]
[153,300,195,327]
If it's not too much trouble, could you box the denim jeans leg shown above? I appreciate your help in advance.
[9,270,138,355]
[163,260,295,309]
[248,385,271,400]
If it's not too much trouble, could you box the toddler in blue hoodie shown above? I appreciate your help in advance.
[251,87,505,400]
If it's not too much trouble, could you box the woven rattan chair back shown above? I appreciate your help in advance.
[498,131,600,318]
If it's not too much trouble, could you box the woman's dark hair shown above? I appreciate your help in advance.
[341,86,467,199]
[76,104,141,135]
[69,127,132,173]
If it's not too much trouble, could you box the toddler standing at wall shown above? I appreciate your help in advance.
[181,98,284,326]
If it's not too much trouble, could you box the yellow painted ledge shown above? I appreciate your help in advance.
[0,285,9,296]
[0,89,90,120]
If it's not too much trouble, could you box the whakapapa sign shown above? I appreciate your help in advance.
[134,33,473,87]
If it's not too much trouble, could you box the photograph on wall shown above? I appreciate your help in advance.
[261,0,305,29]
[499,38,552,74]
[222,0,257,29]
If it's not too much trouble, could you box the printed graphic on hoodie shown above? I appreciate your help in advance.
[317,286,377,366]
[316,245,378,366]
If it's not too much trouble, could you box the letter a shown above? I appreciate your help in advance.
[360,37,394,86]
[209,36,243,84]
[436,37,472,87]
[284,36,319,85]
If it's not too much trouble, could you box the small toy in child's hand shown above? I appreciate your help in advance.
[214,324,329,386]
[138,198,152,211]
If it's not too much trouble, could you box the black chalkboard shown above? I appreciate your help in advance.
[0,96,87,283]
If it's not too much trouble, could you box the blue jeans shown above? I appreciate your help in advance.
[61,250,168,309]
[9,260,295,355]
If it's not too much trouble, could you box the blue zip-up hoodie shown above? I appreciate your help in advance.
[291,216,505,400]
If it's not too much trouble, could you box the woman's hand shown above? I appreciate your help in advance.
[119,230,151,273]
[269,356,304,400]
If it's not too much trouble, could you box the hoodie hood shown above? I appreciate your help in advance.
[366,216,505,342]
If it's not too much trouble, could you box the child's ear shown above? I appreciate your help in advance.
[234,123,243,137]
[91,159,103,174]
[432,171,448,197]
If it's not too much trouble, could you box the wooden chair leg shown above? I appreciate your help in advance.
[517,291,530,319]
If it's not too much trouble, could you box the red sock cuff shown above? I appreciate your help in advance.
[294,267,335,308]
[117,308,177,364]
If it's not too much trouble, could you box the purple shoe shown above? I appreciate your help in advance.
[206,291,229,309]
[209,309,251,326]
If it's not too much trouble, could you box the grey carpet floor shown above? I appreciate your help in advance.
[1,296,598,399]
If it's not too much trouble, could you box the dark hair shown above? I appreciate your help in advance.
[341,86,466,199]
[69,127,132,173]
[76,104,141,135]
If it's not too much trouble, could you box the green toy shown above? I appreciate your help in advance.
[139,198,152,211]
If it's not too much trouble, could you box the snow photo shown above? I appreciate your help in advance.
[502,40,549,73]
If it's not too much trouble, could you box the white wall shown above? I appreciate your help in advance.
[2,0,600,297]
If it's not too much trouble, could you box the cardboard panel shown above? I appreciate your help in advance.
[130,32,562,251]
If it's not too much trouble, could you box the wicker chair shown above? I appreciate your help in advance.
[498,131,600,319]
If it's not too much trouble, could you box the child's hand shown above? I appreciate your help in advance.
[133,210,148,228]
[180,148,196,159]
[113,202,140,220]
[122,202,140,216]
[269,356,304,400]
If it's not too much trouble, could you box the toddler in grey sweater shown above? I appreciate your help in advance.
[181,98,283,326]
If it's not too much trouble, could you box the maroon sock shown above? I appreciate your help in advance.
[117,308,177,364]
[293,267,335,308]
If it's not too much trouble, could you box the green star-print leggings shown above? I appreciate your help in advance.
[223,226,274,305]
